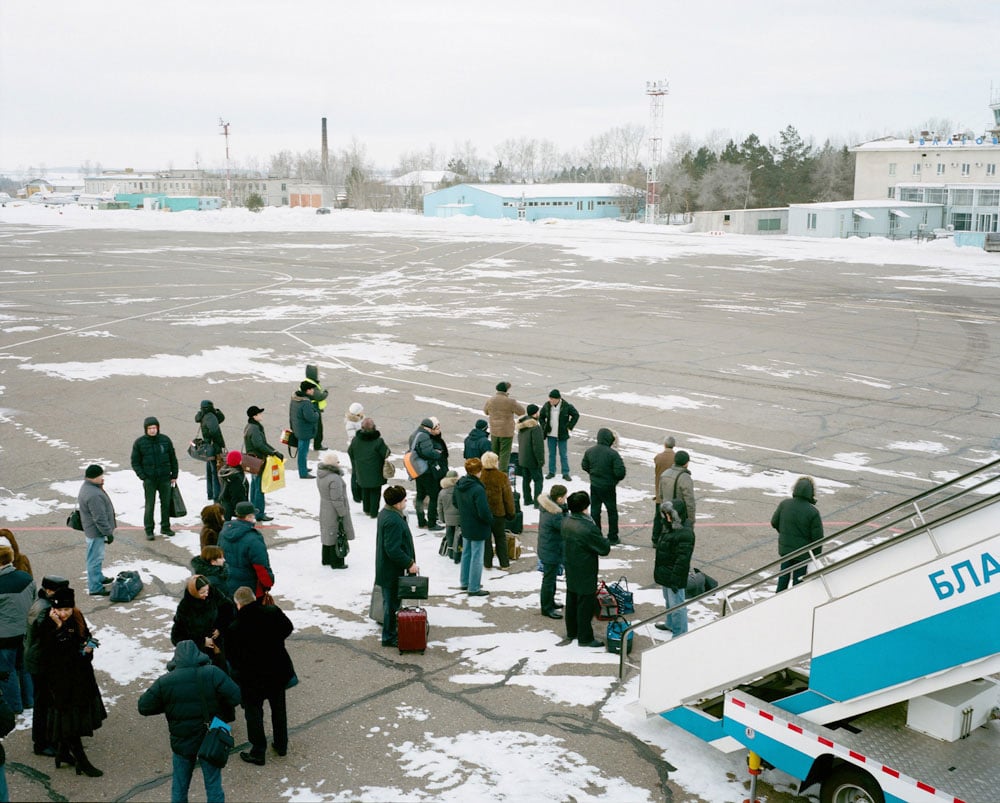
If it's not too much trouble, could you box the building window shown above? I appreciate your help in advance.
[978,189,1000,206]
[588,200,594,211]
[936,164,945,175]
[951,188,973,206]
[924,188,947,204]
[950,212,972,231]
[807,213,817,230]
[987,164,997,177]
[887,187,895,199]
[577,201,583,211]
[900,187,923,202]
[912,163,921,175]
[961,163,971,176]
[723,214,731,224]
[757,218,781,231]
[281,183,287,191]
[888,163,896,176]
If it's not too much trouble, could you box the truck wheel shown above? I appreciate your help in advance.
[820,765,884,803]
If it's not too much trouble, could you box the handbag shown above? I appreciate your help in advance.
[280,428,298,448]
[187,436,213,462]
[383,459,395,480]
[195,669,234,768]
[333,519,350,559]
[169,484,187,518]
[241,453,265,476]
[607,576,635,615]
[506,533,522,560]
[595,580,619,621]
[606,618,634,655]
[369,584,384,624]
[402,450,428,480]
[261,455,286,494]
[398,573,428,600]
[686,568,719,597]
[67,509,84,531]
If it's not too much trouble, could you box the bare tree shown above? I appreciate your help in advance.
[696,162,750,210]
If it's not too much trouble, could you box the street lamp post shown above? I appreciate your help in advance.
[744,164,765,210]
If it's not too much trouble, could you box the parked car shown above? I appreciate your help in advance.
[316,207,331,215]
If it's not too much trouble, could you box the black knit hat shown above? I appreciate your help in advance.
[496,381,510,392]
[526,404,539,416]
[674,450,690,466]
[85,464,104,479]
[384,485,406,506]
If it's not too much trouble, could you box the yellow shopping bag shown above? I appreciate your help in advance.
[261,455,286,494]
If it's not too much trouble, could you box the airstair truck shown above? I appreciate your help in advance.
[622,458,1000,803]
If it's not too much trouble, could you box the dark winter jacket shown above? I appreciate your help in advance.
[243,418,281,460]
[218,464,249,520]
[226,600,295,692]
[771,477,824,557]
[38,610,107,739]
[454,475,492,541]
[516,416,544,470]
[23,590,55,674]
[138,640,241,757]
[78,477,117,540]
[654,499,695,590]
[374,507,415,590]
[348,428,391,489]
[195,402,226,457]
[289,391,319,441]
[536,494,566,566]
[463,425,491,459]
[539,399,580,441]
[190,555,230,597]
[130,417,179,482]
[409,427,443,475]
[219,518,273,598]
[428,432,450,480]
[562,512,611,595]
[581,428,626,489]
[170,582,236,664]
[0,564,34,647]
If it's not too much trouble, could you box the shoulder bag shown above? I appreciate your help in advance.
[67,509,84,531]
[195,668,234,768]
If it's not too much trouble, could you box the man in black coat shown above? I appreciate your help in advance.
[516,405,545,509]
[409,418,445,531]
[772,476,824,592]
[580,428,627,545]
[374,486,418,647]
[138,639,241,802]
[130,416,178,540]
[561,491,611,647]
[539,389,579,480]
[653,499,695,636]
[226,586,295,765]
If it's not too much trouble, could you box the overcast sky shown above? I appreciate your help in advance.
[2,0,998,175]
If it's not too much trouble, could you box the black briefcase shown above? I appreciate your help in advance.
[398,574,428,600]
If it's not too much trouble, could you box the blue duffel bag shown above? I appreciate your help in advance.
[109,570,143,603]
[606,618,633,655]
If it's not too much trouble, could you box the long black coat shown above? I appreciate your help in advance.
[348,428,391,489]
[195,403,226,457]
[772,477,823,557]
[374,507,415,591]
[170,584,236,666]
[654,520,695,590]
[581,428,626,489]
[226,600,294,693]
[562,512,611,594]
[38,611,107,739]
[138,640,241,757]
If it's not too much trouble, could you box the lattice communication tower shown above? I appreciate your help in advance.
[645,80,669,224]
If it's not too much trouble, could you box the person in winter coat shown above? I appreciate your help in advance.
[653,498,695,636]
[130,416,178,540]
[302,364,330,450]
[24,576,69,757]
[658,450,696,530]
[348,418,391,518]
[195,400,226,502]
[0,546,34,713]
[483,381,526,472]
[344,402,366,502]
[374,486,418,647]
[243,405,283,523]
[537,485,568,619]
[317,452,355,569]
[772,476,824,592]
[289,382,319,479]
[408,418,445,531]
[78,464,116,597]
[0,529,32,576]
[538,389,580,480]
[218,451,249,522]
[218,502,273,599]
[516,405,545,509]
[170,575,236,671]
[199,504,224,548]
[581,428,627,544]
[561,491,611,647]
[437,470,462,563]
[652,436,677,545]
[463,419,491,460]
[37,586,107,777]
[480,451,514,569]
[454,459,492,597]
[190,546,230,597]
[226,586,295,766]
[138,639,241,803]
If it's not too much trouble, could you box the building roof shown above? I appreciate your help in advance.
[852,135,1000,152]
[789,199,942,210]
[386,170,457,187]
[461,183,636,199]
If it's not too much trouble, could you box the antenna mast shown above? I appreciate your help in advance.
[644,80,669,224]
[219,117,232,207]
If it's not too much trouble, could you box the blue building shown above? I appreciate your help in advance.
[422,183,638,221]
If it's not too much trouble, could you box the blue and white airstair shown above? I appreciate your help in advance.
[621,458,1000,803]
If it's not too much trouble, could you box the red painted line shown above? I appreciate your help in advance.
[732,698,746,708]
[758,711,774,721]
[787,723,803,734]
[882,766,900,779]
[817,736,834,748]
[848,750,866,763]
[916,781,936,794]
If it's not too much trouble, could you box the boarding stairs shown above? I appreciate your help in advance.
[620,457,1000,732]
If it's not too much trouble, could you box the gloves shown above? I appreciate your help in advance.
[105,533,114,545]
[273,452,284,461]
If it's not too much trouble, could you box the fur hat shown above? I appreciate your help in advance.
[383,485,406,506]
[567,490,590,513]
[475,419,488,430]
[548,389,561,399]
[42,575,70,592]
[299,380,313,394]
[464,458,483,475]
[85,464,104,479]
[246,405,265,418]
[319,451,340,467]
[234,501,256,518]
[549,484,568,501]
[226,450,243,467]
[526,404,539,416]
[674,450,690,466]
[348,402,364,415]
[50,587,76,609]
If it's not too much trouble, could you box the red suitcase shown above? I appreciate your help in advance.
[397,606,428,654]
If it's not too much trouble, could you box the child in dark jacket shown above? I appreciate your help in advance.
[218,452,249,521]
